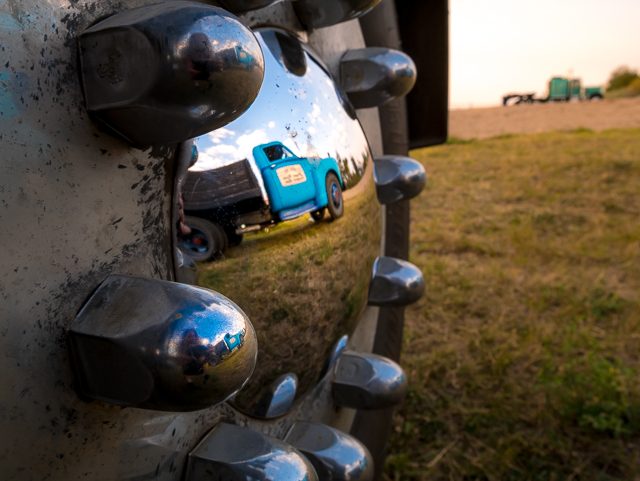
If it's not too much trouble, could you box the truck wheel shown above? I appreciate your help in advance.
[311,208,326,222]
[226,230,244,247]
[182,216,227,262]
[3,0,431,478]
[325,173,344,220]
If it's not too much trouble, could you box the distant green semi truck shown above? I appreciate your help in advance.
[503,76,603,106]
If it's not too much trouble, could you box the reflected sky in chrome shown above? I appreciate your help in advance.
[180,29,379,415]
[190,28,370,196]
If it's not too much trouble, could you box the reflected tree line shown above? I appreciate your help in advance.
[338,150,369,190]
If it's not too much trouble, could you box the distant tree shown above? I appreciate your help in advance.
[606,66,639,92]
[628,78,640,96]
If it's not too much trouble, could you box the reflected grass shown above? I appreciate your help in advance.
[388,129,640,480]
[198,170,381,410]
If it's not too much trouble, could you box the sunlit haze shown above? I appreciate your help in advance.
[450,0,640,108]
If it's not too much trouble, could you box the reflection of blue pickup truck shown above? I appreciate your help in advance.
[253,142,344,222]
[235,46,256,69]
[182,142,344,262]
[223,330,245,353]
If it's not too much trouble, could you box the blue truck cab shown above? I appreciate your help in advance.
[252,142,345,222]
[235,45,256,68]
[224,330,245,354]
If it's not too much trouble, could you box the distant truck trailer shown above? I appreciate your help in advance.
[503,76,603,106]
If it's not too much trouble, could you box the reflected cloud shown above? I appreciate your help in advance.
[189,30,369,182]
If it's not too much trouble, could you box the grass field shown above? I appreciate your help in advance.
[197,172,380,410]
[386,129,640,480]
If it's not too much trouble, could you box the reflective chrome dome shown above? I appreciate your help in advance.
[177,29,381,414]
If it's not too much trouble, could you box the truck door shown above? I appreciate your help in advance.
[258,144,318,214]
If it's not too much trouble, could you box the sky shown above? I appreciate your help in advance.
[450,0,640,108]
[190,31,368,190]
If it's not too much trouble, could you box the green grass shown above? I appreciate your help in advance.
[197,170,380,409]
[386,129,640,480]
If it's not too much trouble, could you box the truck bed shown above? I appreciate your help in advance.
[182,159,263,211]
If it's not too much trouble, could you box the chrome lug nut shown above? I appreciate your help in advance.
[67,275,257,412]
[319,335,349,380]
[186,423,318,481]
[368,257,425,307]
[340,48,416,108]
[374,155,426,205]
[254,373,299,418]
[78,2,264,146]
[175,247,199,286]
[284,422,374,481]
[332,351,408,410]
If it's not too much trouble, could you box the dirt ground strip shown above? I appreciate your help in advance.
[449,97,640,139]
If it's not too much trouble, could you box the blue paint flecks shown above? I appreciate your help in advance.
[0,71,32,119]
[0,72,19,119]
[0,13,23,32]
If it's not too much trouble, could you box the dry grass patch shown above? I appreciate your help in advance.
[197,175,380,410]
[387,129,640,480]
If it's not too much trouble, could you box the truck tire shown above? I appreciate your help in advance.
[183,216,228,262]
[311,208,326,222]
[225,230,244,247]
[325,173,344,220]
[0,1,431,479]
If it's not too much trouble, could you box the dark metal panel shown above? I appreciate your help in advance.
[183,160,263,211]
[395,0,450,149]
